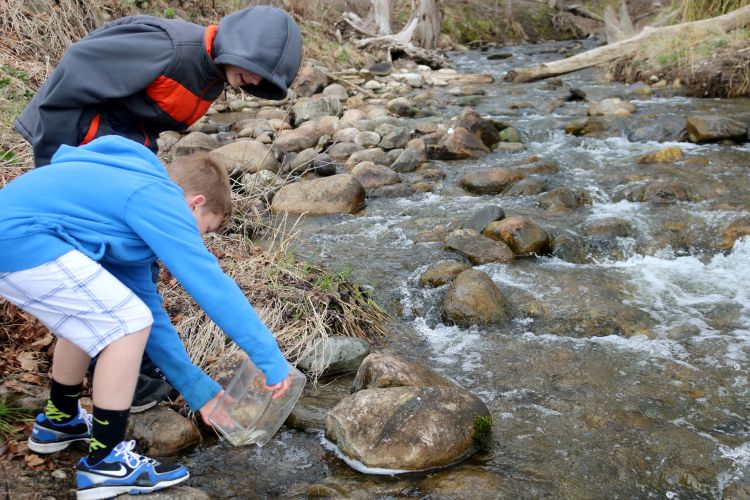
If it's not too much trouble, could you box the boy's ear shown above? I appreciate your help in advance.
[186,194,207,210]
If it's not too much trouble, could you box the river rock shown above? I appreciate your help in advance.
[312,153,337,177]
[459,167,525,195]
[115,487,211,500]
[587,98,635,117]
[157,131,181,152]
[583,217,633,238]
[445,229,515,265]
[637,146,684,164]
[380,128,410,150]
[641,181,691,203]
[341,108,367,122]
[354,131,381,148]
[720,216,750,249]
[333,127,359,143]
[172,132,221,157]
[208,140,280,174]
[256,108,288,121]
[351,161,401,189]
[322,83,348,100]
[325,386,490,471]
[565,118,608,137]
[430,127,490,160]
[292,66,329,97]
[503,177,547,196]
[386,97,417,117]
[390,148,422,173]
[453,108,501,149]
[126,404,200,456]
[316,115,341,137]
[442,269,511,326]
[464,205,505,233]
[328,142,363,163]
[271,174,365,215]
[287,147,319,174]
[499,126,522,143]
[241,169,284,196]
[275,126,323,153]
[352,353,457,392]
[483,216,551,255]
[346,147,390,168]
[538,187,592,213]
[369,61,393,77]
[407,138,428,160]
[293,97,342,126]
[419,261,471,288]
[686,115,748,143]
[627,120,687,142]
[419,466,508,500]
[297,336,370,375]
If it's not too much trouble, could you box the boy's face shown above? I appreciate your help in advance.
[223,65,263,89]
[186,195,225,235]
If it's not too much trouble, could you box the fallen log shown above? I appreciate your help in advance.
[505,5,750,83]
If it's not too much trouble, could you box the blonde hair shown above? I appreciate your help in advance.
[165,153,233,219]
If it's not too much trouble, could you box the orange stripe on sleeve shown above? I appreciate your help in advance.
[80,114,101,145]
[146,75,212,125]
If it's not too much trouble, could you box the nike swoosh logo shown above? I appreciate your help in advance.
[66,392,81,397]
[92,464,129,478]
[93,417,110,425]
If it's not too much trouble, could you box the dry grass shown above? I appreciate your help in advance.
[678,0,750,22]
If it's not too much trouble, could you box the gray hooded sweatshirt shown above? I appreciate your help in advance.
[15,6,302,167]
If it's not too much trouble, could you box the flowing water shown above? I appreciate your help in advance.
[188,42,750,498]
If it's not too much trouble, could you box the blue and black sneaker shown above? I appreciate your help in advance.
[76,440,189,500]
[28,402,92,454]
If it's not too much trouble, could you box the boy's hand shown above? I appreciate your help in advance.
[265,373,292,400]
[198,390,235,428]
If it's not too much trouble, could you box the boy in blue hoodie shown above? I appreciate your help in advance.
[13,4,303,412]
[0,135,291,499]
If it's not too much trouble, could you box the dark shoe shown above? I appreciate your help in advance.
[76,440,188,499]
[28,404,92,454]
[130,375,177,413]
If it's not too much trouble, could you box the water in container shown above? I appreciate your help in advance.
[208,357,305,446]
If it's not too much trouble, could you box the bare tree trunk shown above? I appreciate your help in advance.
[411,0,442,49]
[505,5,750,83]
[371,0,392,35]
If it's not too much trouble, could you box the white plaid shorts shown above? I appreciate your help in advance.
[0,250,153,357]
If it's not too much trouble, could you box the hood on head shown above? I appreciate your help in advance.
[213,6,302,100]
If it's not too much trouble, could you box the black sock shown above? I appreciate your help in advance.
[88,406,129,464]
[46,380,83,424]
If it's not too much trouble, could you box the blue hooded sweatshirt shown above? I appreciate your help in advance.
[0,136,289,410]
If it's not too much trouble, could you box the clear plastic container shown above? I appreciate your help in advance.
[208,357,305,446]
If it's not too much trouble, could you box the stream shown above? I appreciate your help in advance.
[187,41,750,499]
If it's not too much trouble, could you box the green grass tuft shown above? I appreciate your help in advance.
[472,414,493,451]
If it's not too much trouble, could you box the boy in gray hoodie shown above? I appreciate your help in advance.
[15,5,302,167]
[14,5,302,411]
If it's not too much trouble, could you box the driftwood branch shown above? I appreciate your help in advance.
[505,5,750,83]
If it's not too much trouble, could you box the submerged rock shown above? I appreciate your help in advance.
[483,216,551,255]
[687,115,747,143]
[459,167,525,195]
[419,465,509,500]
[420,260,472,288]
[325,386,490,471]
[637,146,684,164]
[445,229,514,265]
[587,98,635,117]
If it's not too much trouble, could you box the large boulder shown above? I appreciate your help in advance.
[442,269,511,326]
[352,353,457,392]
[208,140,279,174]
[325,386,491,471]
[687,115,747,143]
[459,168,525,195]
[483,216,551,255]
[271,174,365,215]
[445,229,514,265]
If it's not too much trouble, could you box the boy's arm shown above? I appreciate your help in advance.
[29,25,173,166]
[101,261,221,411]
[125,184,290,385]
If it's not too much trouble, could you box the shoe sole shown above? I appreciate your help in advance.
[76,472,189,500]
[28,436,90,454]
[129,400,158,414]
